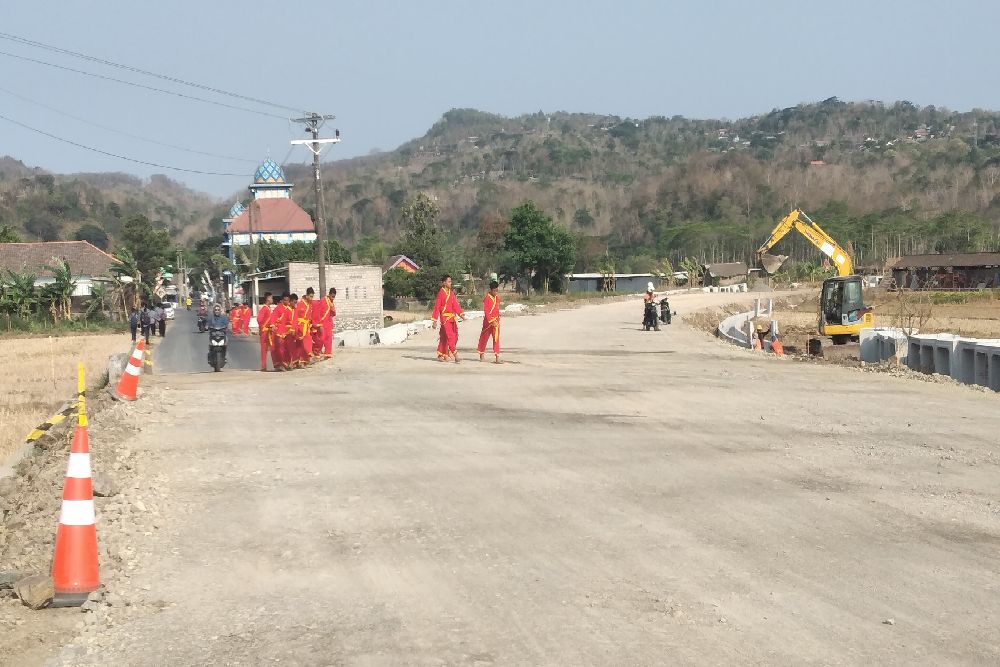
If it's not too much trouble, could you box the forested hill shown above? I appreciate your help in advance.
[290,99,1000,272]
[0,157,222,250]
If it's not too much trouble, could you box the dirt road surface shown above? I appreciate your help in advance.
[33,292,1000,665]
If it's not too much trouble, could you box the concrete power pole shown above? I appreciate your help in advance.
[291,113,340,295]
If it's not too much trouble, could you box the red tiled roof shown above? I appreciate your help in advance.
[227,198,315,234]
[0,241,120,278]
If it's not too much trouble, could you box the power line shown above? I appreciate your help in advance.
[0,31,303,114]
[0,49,289,120]
[0,111,250,177]
[0,84,258,164]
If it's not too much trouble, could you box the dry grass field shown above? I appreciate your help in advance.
[0,333,131,465]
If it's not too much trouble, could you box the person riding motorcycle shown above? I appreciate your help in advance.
[642,283,660,331]
[206,303,228,330]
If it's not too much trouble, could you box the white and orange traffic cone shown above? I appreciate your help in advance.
[115,339,144,401]
[51,363,99,606]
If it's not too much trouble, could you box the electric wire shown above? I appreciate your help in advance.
[0,111,251,177]
[0,49,289,120]
[0,30,302,113]
[0,84,258,164]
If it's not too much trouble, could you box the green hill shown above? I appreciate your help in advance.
[290,99,1000,272]
[0,157,222,250]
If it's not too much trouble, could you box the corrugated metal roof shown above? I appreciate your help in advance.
[890,253,1000,269]
[0,241,120,277]
[567,273,655,279]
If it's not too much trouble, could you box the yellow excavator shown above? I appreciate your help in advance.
[757,209,873,344]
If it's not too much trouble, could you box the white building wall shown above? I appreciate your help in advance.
[287,262,383,331]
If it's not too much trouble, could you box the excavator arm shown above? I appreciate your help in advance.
[756,209,854,276]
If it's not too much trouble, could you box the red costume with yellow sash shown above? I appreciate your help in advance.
[293,298,313,366]
[432,286,464,358]
[256,303,273,370]
[271,303,294,370]
[477,292,500,356]
[311,295,335,359]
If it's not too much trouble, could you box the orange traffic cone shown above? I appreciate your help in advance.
[52,367,99,605]
[116,339,145,401]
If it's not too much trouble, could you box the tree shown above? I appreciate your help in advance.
[679,257,703,287]
[119,214,172,286]
[109,247,145,314]
[382,268,415,298]
[654,257,675,286]
[0,224,21,243]
[503,201,576,293]
[573,208,596,227]
[354,235,388,266]
[395,193,444,267]
[74,223,110,250]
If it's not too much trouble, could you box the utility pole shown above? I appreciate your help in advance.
[291,112,340,295]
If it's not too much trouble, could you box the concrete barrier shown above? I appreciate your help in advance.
[977,341,1000,391]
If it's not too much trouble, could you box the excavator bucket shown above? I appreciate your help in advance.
[760,253,789,275]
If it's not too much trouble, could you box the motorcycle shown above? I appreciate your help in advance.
[659,298,672,325]
[643,301,660,331]
[207,325,227,372]
[197,311,207,332]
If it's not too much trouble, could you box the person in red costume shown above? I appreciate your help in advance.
[238,302,252,335]
[477,280,502,363]
[431,274,464,362]
[229,302,244,336]
[312,287,336,360]
[293,290,314,367]
[271,293,295,371]
[256,292,274,371]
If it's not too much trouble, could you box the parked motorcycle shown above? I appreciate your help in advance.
[659,298,672,325]
[643,301,660,331]
[207,325,227,372]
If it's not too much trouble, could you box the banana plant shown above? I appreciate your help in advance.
[0,269,38,319]
[42,258,76,322]
[110,248,144,316]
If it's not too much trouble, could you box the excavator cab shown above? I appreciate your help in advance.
[819,276,873,344]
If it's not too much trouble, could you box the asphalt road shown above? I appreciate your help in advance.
[45,292,1000,665]
[152,309,264,374]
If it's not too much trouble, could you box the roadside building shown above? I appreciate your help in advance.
[0,240,120,308]
[566,273,660,294]
[702,262,749,287]
[890,253,1000,289]
[222,159,317,263]
[243,261,383,331]
[383,255,420,274]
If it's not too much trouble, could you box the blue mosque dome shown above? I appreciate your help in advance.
[229,201,246,218]
[253,158,286,184]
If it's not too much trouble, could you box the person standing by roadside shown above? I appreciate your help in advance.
[229,300,244,337]
[128,307,140,343]
[477,280,502,363]
[318,287,336,359]
[256,292,274,371]
[155,302,166,337]
[238,301,252,336]
[139,302,152,344]
[432,274,465,363]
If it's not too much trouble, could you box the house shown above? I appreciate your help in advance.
[0,240,120,303]
[890,253,1000,289]
[223,159,317,262]
[566,273,660,294]
[702,262,749,287]
[383,255,420,274]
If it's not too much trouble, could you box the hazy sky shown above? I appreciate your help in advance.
[2,0,998,198]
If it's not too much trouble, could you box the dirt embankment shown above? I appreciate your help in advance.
[0,389,168,666]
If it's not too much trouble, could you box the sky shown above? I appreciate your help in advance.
[2,0,999,199]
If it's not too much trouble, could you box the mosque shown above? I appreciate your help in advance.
[222,158,316,262]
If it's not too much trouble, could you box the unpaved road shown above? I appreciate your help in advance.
[34,292,1000,665]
